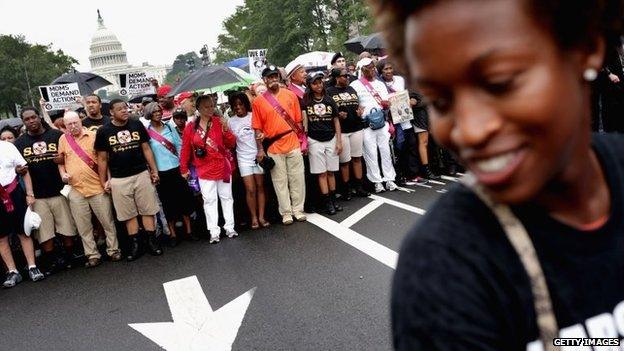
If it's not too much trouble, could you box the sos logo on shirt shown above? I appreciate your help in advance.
[22,141,58,161]
[108,130,141,152]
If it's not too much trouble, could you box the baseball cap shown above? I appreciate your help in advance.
[261,65,280,78]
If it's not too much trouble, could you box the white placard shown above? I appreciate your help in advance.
[248,49,267,78]
[119,71,156,97]
[389,90,414,124]
[38,83,81,111]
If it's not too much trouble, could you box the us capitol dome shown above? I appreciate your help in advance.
[89,10,170,95]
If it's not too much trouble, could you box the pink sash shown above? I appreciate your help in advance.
[65,134,99,175]
[287,83,305,99]
[196,127,233,183]
[360,78,385,106]
[148,126,178,156]
[262,91,308,153]
[0,177,18,213]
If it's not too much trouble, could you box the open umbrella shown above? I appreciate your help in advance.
[344,33,385,54]
[128,93,157,104]
[0,118,23,131]
[292,51,334,69]
[344,35,366,54]
[169,65,255,96]
[51,71,112,95]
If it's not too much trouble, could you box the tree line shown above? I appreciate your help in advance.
[212,0,374,66]
[0,35,77,118]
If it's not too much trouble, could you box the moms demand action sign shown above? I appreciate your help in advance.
[119,71,156,97]
[38,83,81,111]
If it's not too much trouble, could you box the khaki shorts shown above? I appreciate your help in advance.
[110,170,160,221]
[32,195,77,244]
[308,136,339,174]
[339,130,364,163]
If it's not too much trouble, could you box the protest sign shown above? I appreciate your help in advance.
[39,83,81,111]
[389,90,414,124]
[248,49,267,78]
[119,71,156,97]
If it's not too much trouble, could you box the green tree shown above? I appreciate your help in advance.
[0,35,77,117]
[212,0,374,68]
[165,52,202,85]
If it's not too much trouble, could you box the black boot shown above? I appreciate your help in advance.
[422,164,441,180]
[352,179,370,197]
[126,235,143,262]
[330,192,343,212]
[146,231,163,256]
[341,185,352,201]
[323,194,336,215]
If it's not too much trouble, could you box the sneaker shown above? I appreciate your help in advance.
[3,271,22,288]
[282,215,294,225]
[85,257,101,268]
[293,213,307,222]
[353,185,370,197]
[408,176,429,185]
[226,230,238,238]
[28,267,44,282]
[209,234,220,244]
[386,181,398,191]
[374,183,385,193]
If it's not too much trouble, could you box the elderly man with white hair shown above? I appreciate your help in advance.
[58,111,120,268]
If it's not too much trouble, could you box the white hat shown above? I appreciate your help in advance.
[356,57,373,69]
[285,61,304,78]
[23,207,42,237]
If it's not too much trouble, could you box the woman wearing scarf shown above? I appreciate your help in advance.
[180,95,237,244]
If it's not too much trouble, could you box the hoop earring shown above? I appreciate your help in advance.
[583,68,598,82]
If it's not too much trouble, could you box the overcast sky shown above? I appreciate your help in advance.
[0,0,245,71]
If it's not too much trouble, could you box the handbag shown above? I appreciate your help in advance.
[365,107,386,130]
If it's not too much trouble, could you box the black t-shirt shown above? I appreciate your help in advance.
[327,85,364,133]
[94,119,150,178]
[392,133,624,351]
[14,129,64,198]
[303,95,339,142]
[82,115,111,132]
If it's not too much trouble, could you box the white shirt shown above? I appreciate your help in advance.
[383,75,413,130]
[350,78,390,117]
[0,141,26,187]
[228,113,258,167]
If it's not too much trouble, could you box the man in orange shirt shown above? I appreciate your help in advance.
[58,111,120,267]
[252,65,306,225]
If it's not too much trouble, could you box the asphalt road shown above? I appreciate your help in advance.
[0,176,459,351]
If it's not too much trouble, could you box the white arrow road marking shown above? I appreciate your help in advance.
[308,213,398,269]
[441,175,460,182]
[403,181,432,188]
[427,179,446,186]
[396,186,416,193]
[129,276,256,351]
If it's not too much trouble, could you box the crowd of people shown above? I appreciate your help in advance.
[0,50,457,288]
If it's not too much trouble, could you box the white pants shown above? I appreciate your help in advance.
[198,178,235,237]
[363,123,396,183]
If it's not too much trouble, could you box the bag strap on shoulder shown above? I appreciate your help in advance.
[461,173,561,351]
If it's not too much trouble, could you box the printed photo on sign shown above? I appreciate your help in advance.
[388,90,414,124]
[39,83,82,111]
[119,71,156,97]
[248,49,267,78]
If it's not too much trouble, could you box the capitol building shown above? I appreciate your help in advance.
[89,10,170,95]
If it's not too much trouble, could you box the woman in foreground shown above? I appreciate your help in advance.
[370,0,624,350]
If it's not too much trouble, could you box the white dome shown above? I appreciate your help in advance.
[89,10,130,70]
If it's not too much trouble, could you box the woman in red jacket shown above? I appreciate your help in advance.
[180,95,237,243]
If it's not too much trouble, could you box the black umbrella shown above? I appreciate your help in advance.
[169,65,255,97]
[51,71,112,95]
[129,93,157,104]
[0,118,23,131]
[344,35,366,54]
[344,33,385,54]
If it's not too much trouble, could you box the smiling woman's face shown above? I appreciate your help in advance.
[405,0,603,204]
